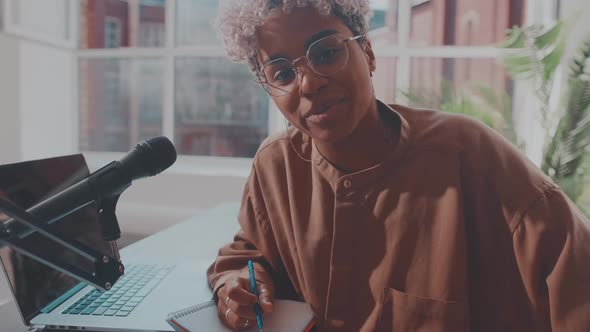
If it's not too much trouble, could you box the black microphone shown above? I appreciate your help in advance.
[4,136,177,245]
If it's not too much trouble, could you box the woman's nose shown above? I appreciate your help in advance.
[297,64,328,96]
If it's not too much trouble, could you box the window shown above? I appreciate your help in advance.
[174,58,268,157]
[138,22,164,47]
[175,0,219,47]
[78,0,269,158]
[78,58,164,152]
[80,0,166,49]
[77,0,527,159]
[104,17,121,48]
[368,0,525,145]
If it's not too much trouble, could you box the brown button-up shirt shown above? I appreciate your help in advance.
[207,102,590,331]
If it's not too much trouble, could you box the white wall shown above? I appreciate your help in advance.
[0,35,76,163]
[0,0,4,29]
[0,31,78,307]
[12,0,68,41]
[19,40,77,161]
[0,30,19,307]
[0,33,21,164]
[113,172,246,244]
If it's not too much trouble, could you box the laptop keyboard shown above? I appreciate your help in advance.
[61,264,174,317]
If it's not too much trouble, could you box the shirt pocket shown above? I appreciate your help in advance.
[379,287,469,332]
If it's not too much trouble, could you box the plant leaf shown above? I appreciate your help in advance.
[501,54,536,78]
[534,21,563,49]
[472,84,501,109]
[498,26,526,49]
[542,36,567,81]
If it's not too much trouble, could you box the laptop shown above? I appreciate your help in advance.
[0,154,213,331]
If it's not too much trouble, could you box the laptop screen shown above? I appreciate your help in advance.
[0,154,116,323]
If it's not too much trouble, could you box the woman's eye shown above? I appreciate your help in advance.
[273,69,296,84]
[316,48,339,63]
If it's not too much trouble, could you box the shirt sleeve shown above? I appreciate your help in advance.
[206,165,292,302]
[512,185,590,331]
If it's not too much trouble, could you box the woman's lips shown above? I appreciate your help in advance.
[306,100,343,125]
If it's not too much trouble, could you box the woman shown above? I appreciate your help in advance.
[207,1,590,331]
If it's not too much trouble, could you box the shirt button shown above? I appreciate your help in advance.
[343,179,352,188]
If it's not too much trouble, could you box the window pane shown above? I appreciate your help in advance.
[408,0,525,46]
[79,58,164,152]
[369,0,397,44]
[369,0,390,29]
[175,0,220,46]
[80,0,166,49]
[408,57,518,143]
[175,57,269,157]
[175,0,396,47]
[11,0,68,40]
[373,57,398,103]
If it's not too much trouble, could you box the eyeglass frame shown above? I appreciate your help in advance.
[255,34,366,97]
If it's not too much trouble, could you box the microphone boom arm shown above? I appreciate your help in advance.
[0,197,124,291]
[0,136,177,291]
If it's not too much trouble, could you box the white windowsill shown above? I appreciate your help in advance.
[82,151,252,178]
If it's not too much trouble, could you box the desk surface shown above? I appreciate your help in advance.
[0,202,241,332]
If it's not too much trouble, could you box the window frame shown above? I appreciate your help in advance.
[4,0,78,48]
[75,0,280,176]
[375,0,552,104]
[77,0,560,176]
[4,0,560,176]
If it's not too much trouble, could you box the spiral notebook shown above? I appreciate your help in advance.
[166,299,316,332]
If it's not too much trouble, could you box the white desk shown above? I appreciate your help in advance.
[0,202,241,332]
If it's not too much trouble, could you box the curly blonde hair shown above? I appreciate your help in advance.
[216,0,372,75]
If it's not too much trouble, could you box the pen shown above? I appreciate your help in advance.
[247,260,264,331]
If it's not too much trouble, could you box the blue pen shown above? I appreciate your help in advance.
[247,260,264,331]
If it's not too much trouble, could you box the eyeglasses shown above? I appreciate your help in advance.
[258,34,364,97]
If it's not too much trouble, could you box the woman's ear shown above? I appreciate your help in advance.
[363,39,377,73]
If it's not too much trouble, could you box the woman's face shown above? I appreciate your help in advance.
[256,6,376,143]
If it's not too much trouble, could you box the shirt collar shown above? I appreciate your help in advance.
[310,99,412,188]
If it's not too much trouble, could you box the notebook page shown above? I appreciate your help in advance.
[167,299,314,332]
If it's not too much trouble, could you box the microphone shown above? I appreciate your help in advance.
[4,136,177,248]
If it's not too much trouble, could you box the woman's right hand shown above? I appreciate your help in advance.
[216,262,275,331]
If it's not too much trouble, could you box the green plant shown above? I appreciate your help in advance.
[542,40,590,202]
[577,155,590,216]
[402,80,522,148]
[499,17,590,206]
[499,21,567,129]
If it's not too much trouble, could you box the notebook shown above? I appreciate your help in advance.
[166,299,316,332]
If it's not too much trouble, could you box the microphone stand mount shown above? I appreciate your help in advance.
[0,197,124,291]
